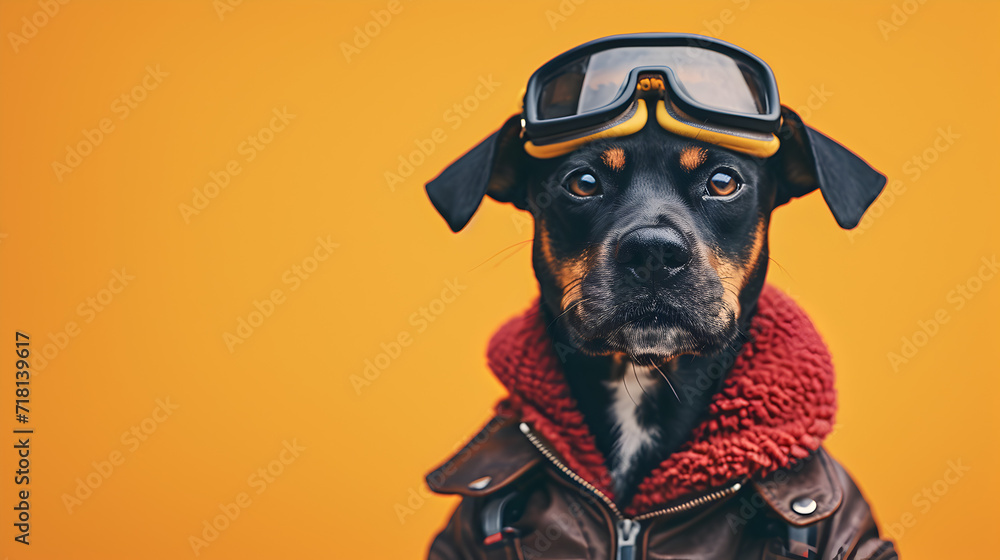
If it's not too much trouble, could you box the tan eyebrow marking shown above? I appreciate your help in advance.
[601,147,626,171]
[679,146,708,172]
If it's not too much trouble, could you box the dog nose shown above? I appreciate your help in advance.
[615,227,692,282]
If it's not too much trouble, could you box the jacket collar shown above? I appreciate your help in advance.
[425,415,540,498]
[428,284,839,519]
[425,415,845,527]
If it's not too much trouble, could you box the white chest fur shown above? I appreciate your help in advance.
[604,362,662,496]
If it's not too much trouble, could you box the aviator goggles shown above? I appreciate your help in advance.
[520,33,783,159]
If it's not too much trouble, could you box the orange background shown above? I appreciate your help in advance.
[1,1,997,558]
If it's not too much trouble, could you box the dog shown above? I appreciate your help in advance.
[422,36,893,560]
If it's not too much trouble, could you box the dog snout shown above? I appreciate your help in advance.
[614,226,692,283]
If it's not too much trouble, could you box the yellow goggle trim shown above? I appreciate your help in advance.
[523,99,649,159]
[654,100,780,158]
[520,73,780,159]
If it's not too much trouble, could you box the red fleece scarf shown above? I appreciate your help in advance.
[487,284,836,516]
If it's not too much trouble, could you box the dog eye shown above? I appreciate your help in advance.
[566,172,602,197]
[707,169,742,197]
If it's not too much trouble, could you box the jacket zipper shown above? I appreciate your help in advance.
[519,422,743,560]
[616,518,640,560]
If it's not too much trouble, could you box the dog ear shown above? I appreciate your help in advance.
[425,114,527,232]
[774,105,887,229]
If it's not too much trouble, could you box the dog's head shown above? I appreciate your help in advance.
[426,106,884,363]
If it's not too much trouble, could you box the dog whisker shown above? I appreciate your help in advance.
[649,360,680,402]
[607,316,636,341]
[633,359,652,398]
[468,238,533,272]
[548,296,591,329]
[768,256,793,281]
[489,241,533,269]
[622,362,639,407]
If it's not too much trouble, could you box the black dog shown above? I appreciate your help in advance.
[420,50,896,556]
[426,90,884,504]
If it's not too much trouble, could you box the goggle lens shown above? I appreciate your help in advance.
[537,46,768,121]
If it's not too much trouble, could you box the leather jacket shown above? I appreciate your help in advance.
[425,415,898,560]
